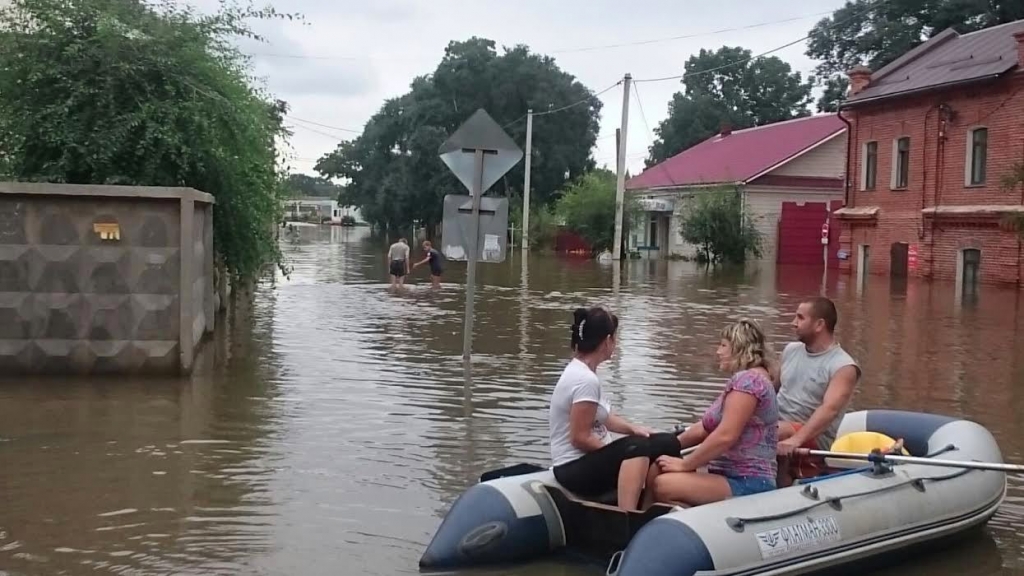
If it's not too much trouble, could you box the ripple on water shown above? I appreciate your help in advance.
[2,229,1023,576]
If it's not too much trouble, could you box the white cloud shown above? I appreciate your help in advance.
[223,0,848,176]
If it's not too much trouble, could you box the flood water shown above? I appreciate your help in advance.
[2,223,1024,575]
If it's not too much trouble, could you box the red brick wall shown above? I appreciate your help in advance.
[840,74,1024,287]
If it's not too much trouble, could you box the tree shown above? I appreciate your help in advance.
[806,0,1024,110]
[315,37,602,234]
[647,46,813,165]
[284,174,344,199]
[0,0,295,282]
[677,186,763,265]
[553,168,638,254]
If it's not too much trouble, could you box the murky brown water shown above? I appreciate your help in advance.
[2,223,1024,575]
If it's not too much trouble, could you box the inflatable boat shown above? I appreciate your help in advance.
[419,410,1009,575]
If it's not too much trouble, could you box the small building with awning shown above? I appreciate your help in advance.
[625,115,848,264]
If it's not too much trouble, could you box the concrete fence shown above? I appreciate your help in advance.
[0,183,215,376]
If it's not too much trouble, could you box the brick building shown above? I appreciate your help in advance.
[836,20,1024,296]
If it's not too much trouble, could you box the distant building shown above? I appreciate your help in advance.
[285,198,365,225]
[626,115,848,264]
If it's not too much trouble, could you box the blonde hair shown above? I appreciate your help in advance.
[719,318,777,378]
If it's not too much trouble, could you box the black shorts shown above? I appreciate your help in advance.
[389,260,406,277]
[429,266,443,277]
[552,432,681,498]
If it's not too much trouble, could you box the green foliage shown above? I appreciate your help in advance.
[647,46,813,165]
[509,201,558,251]
[806,0,1024,110]
[677,186,763,265]
[0,0,295,282]
[315,37,603,234]
[284,173,344,199]
[816,76,850,113]
[553,168,637,254]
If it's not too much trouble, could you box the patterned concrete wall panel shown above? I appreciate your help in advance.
[0,340,40,373]
[81,247,132,294]
[131,248,180,295]
[0,184,211,374]
[0,245,32,292]
[0,199,28,244]
[32,245,82,293]
[134,341,180,373]
[136,211,178,248]
[88,295,134,341]
[132,294,179,341]
[0,293,33,339]
[34,294,88,340]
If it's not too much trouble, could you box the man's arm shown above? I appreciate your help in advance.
[786,365,859,447]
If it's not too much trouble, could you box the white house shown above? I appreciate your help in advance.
[626,115,848,265]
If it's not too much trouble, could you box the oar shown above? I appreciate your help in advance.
[799,448,1024,473]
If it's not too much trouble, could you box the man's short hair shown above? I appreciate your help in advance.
[805,296,838,333]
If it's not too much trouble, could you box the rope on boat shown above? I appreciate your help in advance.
[725,445,968,532]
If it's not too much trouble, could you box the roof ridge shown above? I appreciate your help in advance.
[726,114,836,136]
[960,19,1024,37]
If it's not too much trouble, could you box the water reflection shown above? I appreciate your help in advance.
[1,223,1022,575]
[0,291,283,575]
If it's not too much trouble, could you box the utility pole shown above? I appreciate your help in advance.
[521,109,534,252]
[612,74,631,261]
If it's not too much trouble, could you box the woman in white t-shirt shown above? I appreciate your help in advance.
[548,306,683,511]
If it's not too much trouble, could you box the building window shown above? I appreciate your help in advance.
[648,216,658,248]
[892,137,910,189]
[967,127,988,186]
[862,141,877,190]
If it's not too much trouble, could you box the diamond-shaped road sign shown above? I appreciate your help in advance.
[439,109,523,195]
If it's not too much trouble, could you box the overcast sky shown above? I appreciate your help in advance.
[228,0,850,179]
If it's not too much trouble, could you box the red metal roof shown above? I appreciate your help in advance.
[625,114,847,190]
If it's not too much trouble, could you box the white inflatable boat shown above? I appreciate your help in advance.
[419,410,1009,575]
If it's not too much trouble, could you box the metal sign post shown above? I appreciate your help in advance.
[439,109,523,361]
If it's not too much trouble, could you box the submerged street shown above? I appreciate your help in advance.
[1,224,1023,575]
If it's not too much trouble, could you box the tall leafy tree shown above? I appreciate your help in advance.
[284,174,344,199]
[647,46,814,165]
[0,0,294,282]
[807,0,1024,111]
[315,37,603,234]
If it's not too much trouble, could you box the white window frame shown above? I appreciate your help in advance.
[891,136,910,190]
[860,140,878,191]
[965,126,988,187]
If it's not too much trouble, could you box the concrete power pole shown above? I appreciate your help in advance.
[612,74,631,261]
[521,109,534,252]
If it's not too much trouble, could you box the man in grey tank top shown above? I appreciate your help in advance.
[776,297,861,486]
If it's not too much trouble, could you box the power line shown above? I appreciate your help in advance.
[247,8,840,62]
[633,0,882,84]
[549,9,836,54]
[287,115,362,133]
[534,80,624,117]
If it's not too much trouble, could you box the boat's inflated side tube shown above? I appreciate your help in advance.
[613,516,714,576]
[419,481,554,570]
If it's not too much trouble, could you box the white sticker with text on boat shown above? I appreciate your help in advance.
[755,516,841,559]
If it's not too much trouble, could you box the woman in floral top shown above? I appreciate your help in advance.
[641,319,779,509]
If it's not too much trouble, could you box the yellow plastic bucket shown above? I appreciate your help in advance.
[827,431,910,469]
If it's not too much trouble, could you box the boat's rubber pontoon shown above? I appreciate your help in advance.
[419,410,1008,575]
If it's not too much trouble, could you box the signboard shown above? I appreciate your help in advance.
[756,516,841,560]
[908,244,918,271]
[438,108,523,361]
[441,195,509,263]
[438,109,523,196]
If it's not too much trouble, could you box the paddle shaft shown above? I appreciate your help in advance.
[801,449,1024,473]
